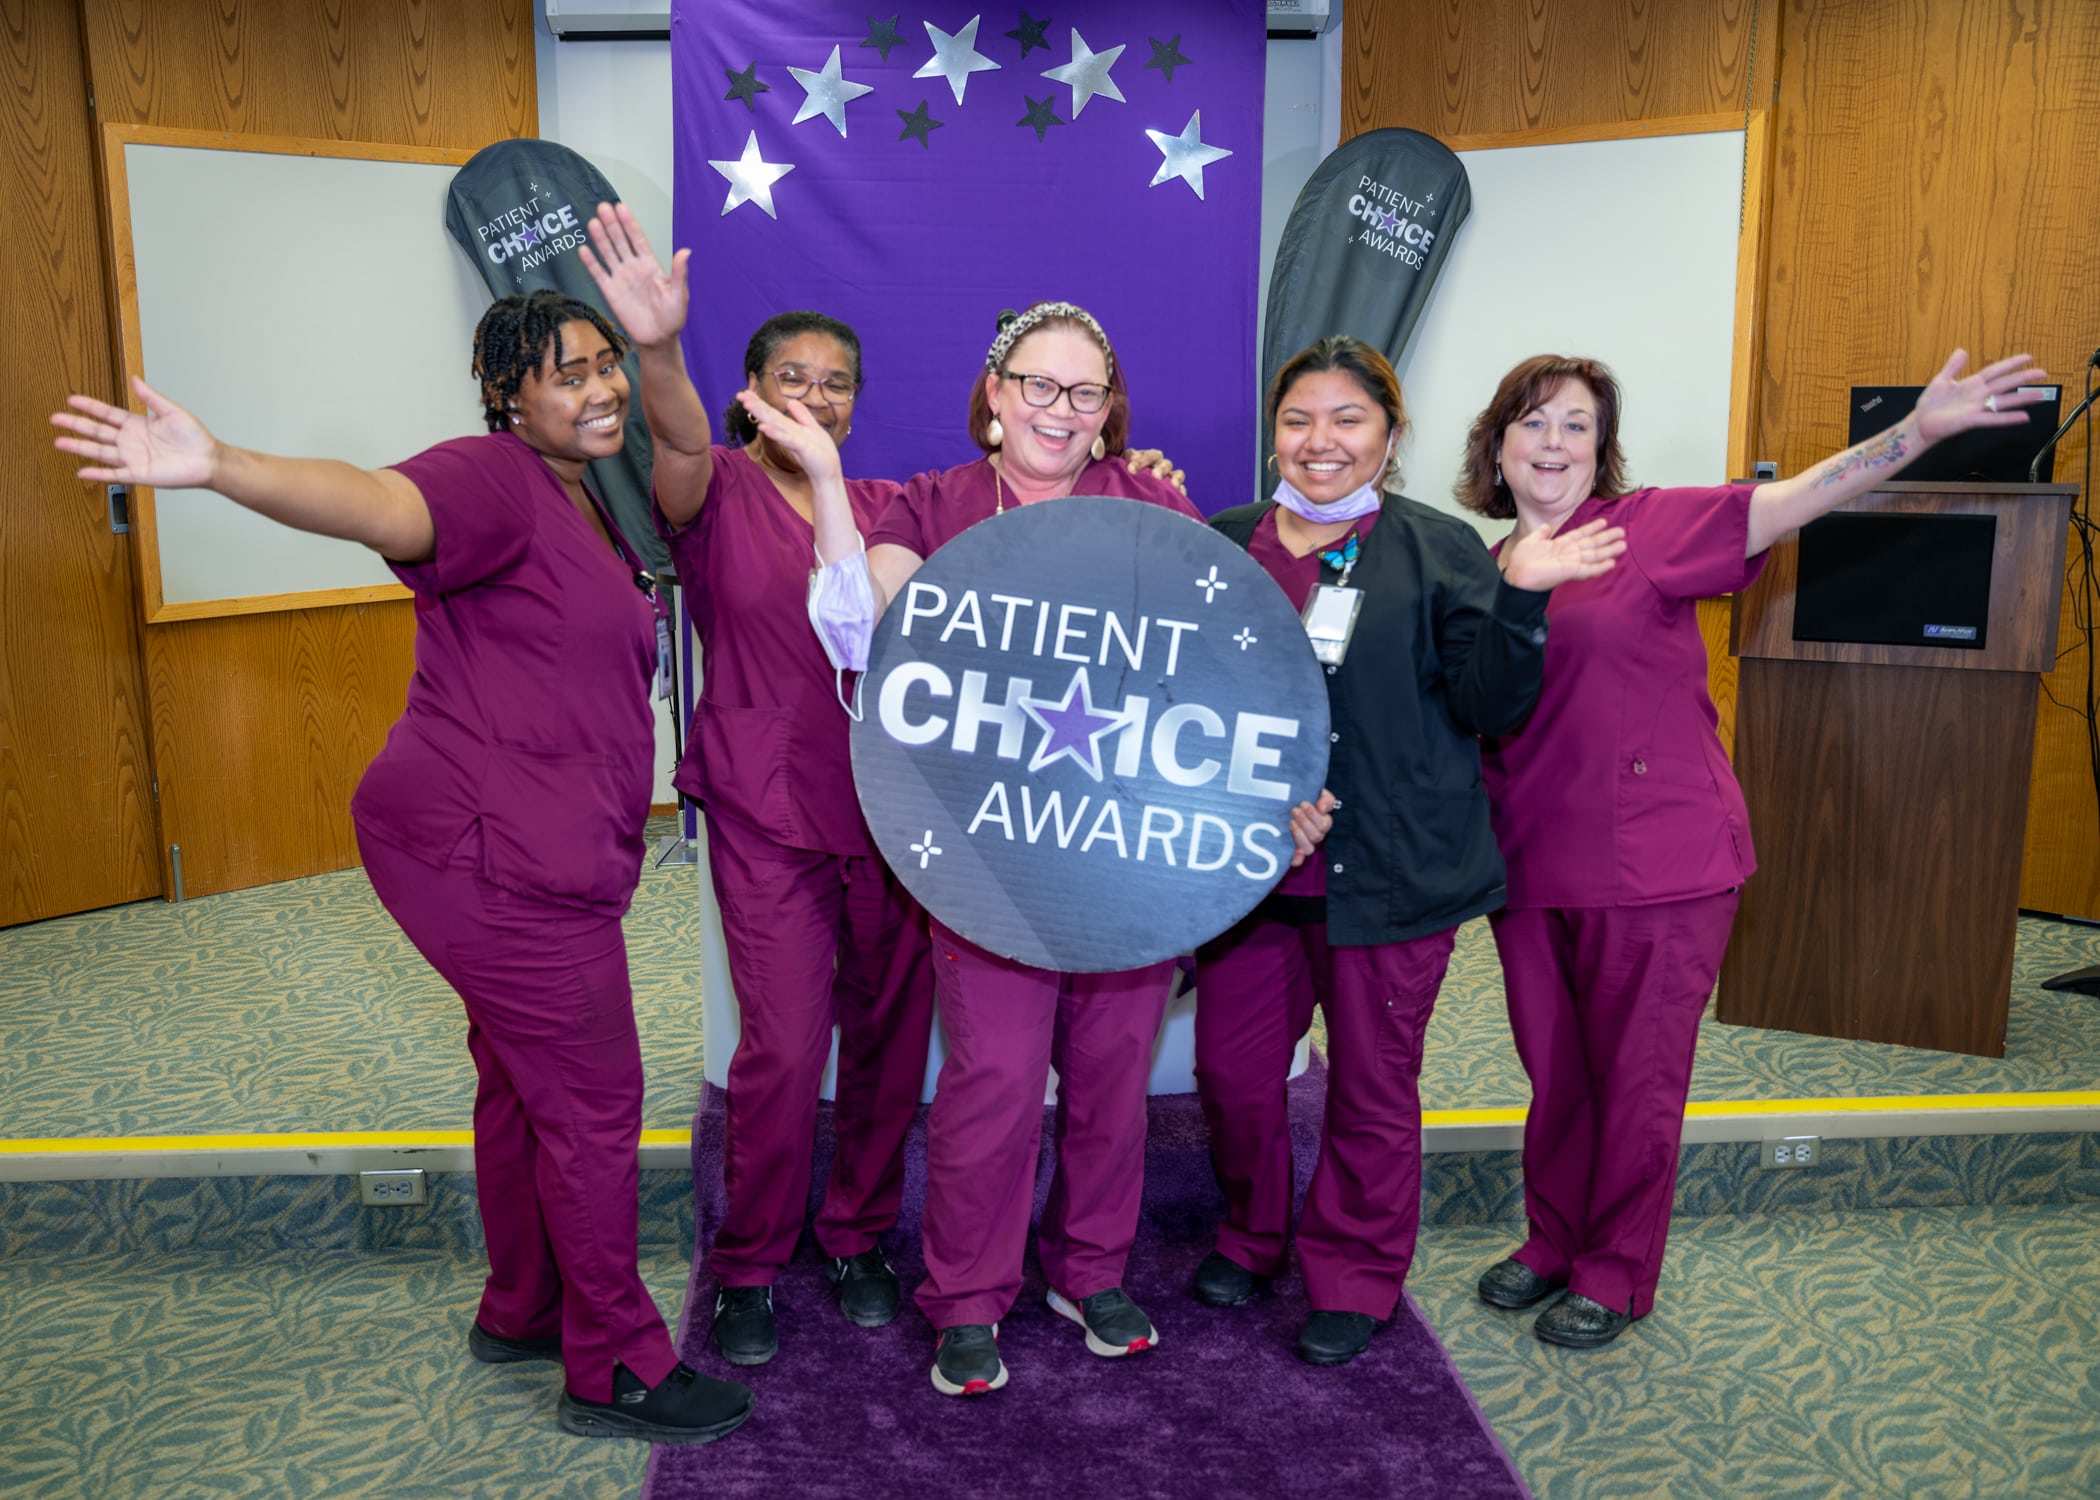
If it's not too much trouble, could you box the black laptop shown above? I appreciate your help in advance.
[1848,383,2062,482]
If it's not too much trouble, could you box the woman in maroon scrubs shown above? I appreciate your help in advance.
[53,276,753,1446]
[1461,348,2047,1349]
[577,205,936,1368]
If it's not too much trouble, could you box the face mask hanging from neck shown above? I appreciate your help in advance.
[1271,473,1385,523]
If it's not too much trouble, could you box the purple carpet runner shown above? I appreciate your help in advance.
[646,1064,1529,1499]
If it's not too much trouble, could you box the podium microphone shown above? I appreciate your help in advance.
[2028,345,2100,483]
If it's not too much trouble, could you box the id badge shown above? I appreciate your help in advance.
[1301,584,1363,666]
[654,613,675,702]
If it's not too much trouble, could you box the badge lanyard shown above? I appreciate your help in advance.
[1301,531,1364,667]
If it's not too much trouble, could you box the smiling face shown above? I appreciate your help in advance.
[1497,378,1601,528]
[984,325,1112,489]
[507,318,629,473]
[1272,368,1394,505]
[751,330,859,448]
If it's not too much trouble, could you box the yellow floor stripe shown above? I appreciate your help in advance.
[0,1128,695,1154]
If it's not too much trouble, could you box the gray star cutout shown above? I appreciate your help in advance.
[914,16,1000,106]
[1042,28,1126,118]
[1017,93,1063,143]
[861,13,902,62]
[723,61,768,111]
[1006,9,1052,57]
[708,131,796,219]
[897,99,944,149]
[787,45,876,137]
[1146,109,1231,200]
[1145,34,1191,82]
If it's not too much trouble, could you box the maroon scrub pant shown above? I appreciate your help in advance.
[1194,915,1456,1318]
[1489,890,1740,1319]
[914,920,1174,1330]
[704,809,935,1284]
[358,826,678,1405]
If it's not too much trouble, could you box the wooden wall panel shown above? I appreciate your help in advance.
[0,0,159,924]
[78,0,534,898]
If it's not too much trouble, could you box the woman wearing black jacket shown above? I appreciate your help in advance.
[1189,337,1623,1366]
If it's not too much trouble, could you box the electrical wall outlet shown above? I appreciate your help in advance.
[358,1168,428,1206]
[1760,1135,1821,1170]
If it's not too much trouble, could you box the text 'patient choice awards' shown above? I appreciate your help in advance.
[851,496,1330,972]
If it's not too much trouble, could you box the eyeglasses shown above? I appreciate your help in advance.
[1001,371,1110,415]
[767,365,859,403]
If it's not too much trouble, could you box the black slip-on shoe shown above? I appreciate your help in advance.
[1047,1286,1159,1357]
[468,1321,563,1364]
[1192,1251,1267,1308]
[1533,1292,1635,1349]
[710,1285,778,1367]
[1477,1257,1566,1311]
[930,1323,1008,1397]
[1296,1309,1378,1366]
[824,1248,902,1329]
[557,1361,753,1444]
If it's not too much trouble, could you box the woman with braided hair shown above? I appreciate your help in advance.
[51,276,753,1447]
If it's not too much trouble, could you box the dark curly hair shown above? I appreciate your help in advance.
[1456,354,1628,520]
[724,311,865,444]
[471,289,629,433]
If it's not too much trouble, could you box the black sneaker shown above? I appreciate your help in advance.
[1192,1250,1265,1308]
[557,1361,753,1445]
[1047,1286,1159,1357]
[930,1323,1008,1397]
[1297,1309,1378,1366]
[710,1285,778,1367]
[824,1248,902,1328]
[468,1321,562,1364]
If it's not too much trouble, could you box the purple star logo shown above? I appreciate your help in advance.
[1376,209,1400,233]
[519,221,542,248]
[1021,668,1123,782]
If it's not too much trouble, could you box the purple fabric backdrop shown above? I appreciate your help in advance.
[671,2,1264,516]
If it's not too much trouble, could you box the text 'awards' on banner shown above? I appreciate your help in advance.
[852,496,1330,972]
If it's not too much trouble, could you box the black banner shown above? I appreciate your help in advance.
[444,139,666,572]
[851,497,1330,973]
[1259,128,1471,482]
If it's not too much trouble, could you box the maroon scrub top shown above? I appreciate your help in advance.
[1244,505,1385,902]
[1482,484,1767,910]
[657,445,904,855]
[350,431,662,915]
[868,455,1203,558]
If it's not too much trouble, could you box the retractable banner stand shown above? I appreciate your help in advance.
[852,497,1330,972]
[445,139,667,572]
[1259,128,1471,479]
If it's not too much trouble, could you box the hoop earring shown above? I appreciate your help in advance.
[1090,436,1106,462]
[986,416,1004,448]
[1266,454,1279,473]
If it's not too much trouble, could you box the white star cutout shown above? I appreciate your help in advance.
[1042,28,1126,118]
[914,16,1000,106]
[708,131,796,219]
[1146,110,1232,200]
[787,45,875,137]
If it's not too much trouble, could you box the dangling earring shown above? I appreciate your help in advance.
[986,415,1004,448]
[1090,435,1106,462]
[1494,462,1503,488]
[841,423,852,442]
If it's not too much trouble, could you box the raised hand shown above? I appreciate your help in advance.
[735,387,843,485]
[51,375,217,489]
[1912,349,2050,444]
[579,201,690,349]
[1502,516,1626,591]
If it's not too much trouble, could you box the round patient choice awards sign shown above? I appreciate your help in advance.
[851,495,1330,972]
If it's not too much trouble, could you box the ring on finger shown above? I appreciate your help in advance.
[1986,393,1999,412]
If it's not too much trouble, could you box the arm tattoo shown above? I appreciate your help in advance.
[1812,426,1912,488]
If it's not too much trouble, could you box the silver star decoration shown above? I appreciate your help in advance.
[708,131,796,219]
[914,16,1000,106]
[1146,110,1232,200]
[787,45,875,137]
[1042,28,1126,118]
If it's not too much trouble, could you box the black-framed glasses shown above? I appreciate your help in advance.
[1001,370,1110,415]
[768,365,859,403]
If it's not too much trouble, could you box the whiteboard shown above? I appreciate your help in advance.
[120,137,491,608]
[1393,127,1751,538]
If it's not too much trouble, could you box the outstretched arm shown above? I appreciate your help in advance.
[51,376,433,560]
[580,201,713,527]
[1744,350,2049,556]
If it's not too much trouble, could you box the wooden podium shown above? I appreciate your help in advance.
[1717,481,2079,1057]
